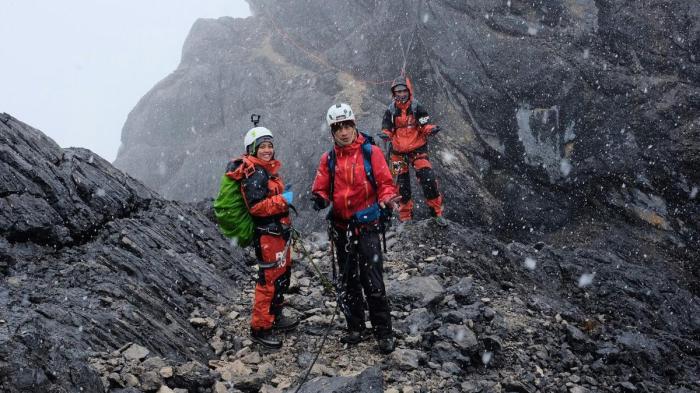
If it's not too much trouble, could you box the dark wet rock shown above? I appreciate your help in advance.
[171,361,217,391]
[482,336,503,353]
[565,324,595,353]
[441,309,468,325]
[437,324,478,352]
[617,381,638,392]
[391,348,426,371]
[482,307,496,321]
[421,262,448,277]
[570,385,592,393]
[387,275,445,307]
[396,308,434,336]
[429,341,471,368]
[446,277,475,304]
[501,379,535,393]
[558,347,581,370]
[293,366,383,393]
[232,373,269,393]
[0,115,248,392]
[615,331,667,364]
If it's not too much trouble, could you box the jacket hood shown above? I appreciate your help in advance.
[391,75,413,107]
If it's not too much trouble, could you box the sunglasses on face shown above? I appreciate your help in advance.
[393,88,409,95]
[331,120,355,133]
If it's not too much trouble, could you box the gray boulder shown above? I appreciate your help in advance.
[294,366,383,393]
[387,275,445,307]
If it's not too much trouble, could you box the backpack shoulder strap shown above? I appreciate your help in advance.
[327,149,336,202]
[361,139,377,192]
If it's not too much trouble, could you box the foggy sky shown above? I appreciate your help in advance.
[0,0,251,162]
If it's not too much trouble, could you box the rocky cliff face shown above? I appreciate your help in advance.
[114,0,699,238]
[0,114,249,392]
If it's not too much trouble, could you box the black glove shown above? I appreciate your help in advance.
[380,206,394,229]
[430,125,441,136]
[311,194,330,211]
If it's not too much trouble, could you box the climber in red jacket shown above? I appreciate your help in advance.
[311,103,400,354]
[380,76,447,227]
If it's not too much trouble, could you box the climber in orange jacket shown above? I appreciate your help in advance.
[380,76,447,227]
[225,126,298,349]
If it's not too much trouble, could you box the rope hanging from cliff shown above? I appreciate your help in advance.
[399,27,417,78]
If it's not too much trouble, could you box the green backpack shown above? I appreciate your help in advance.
[213,161,255,248]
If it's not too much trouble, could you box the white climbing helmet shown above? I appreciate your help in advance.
[326,103,356,127]
[244,127,273,153]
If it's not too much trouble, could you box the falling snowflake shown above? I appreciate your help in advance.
[578,272,596,288]
[690,186,698,200]
[527,26,538,36]
[492,250,499,256]
[95,188,106,197]
[583,48,590,59]
[524,257,537,270]
[440,150,457,165]
[422,13,430,23]
[560,159,572,177]
[482,351,493,365]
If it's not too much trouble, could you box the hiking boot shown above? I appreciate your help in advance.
[340,330,365,345]
[377,336,395,354]
[250,328,282,349]
[273,314,299,332]
[434,216,448,228]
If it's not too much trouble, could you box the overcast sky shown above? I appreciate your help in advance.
[0,0,251,162]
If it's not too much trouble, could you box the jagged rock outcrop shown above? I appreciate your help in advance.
[0,114,249,392]
[115,0,699,239]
